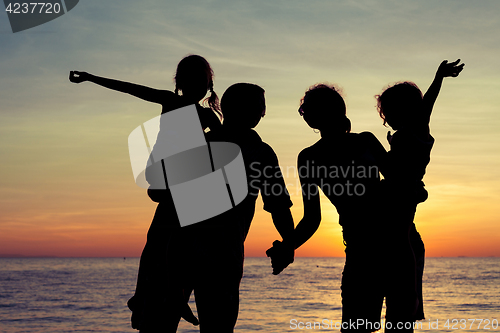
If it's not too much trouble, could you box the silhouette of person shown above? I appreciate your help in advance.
[69,55,222,329]
[144,83,294,332]
[268,83,388,332]
[375,59,464,331]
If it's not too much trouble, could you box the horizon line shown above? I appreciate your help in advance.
[0,255,496,258]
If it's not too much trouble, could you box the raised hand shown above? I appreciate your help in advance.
[69,71,90,83]
[436,59,465,78]
[266,240,294,275]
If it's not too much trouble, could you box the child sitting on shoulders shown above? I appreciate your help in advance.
[375,59,464,326]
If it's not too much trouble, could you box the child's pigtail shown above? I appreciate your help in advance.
[206,82,222,120]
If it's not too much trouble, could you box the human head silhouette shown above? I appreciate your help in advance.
[299,83,351,134]
[221,83,266,129]
[174,54,220,116]
[375,81,423,130]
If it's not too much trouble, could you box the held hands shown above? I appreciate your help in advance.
[436,59,465,78]
[69,71,90,83]
[266,240,294,275]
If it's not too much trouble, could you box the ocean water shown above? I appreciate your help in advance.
[0,257,499,332]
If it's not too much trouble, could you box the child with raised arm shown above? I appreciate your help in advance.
[376,59,464,330]
[69,55,222,330]
[69,55,221,131]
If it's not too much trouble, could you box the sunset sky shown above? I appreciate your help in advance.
[1,0,499,257]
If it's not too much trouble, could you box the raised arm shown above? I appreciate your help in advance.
[422,59,464,125]
[69,71,174,105]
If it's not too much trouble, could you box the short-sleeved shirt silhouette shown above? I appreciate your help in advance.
[200,127,293,243]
